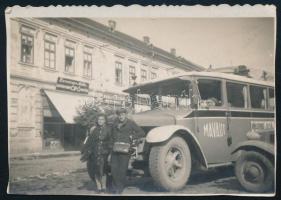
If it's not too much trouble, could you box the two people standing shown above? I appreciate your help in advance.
[81,108,144,194]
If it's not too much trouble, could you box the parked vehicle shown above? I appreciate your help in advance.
[122,71,275,192]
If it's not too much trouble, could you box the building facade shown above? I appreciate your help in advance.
[8,18,204,154]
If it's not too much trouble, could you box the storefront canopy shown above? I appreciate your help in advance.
[44,90,94,124]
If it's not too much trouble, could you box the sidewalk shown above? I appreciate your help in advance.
[10,150,81,161]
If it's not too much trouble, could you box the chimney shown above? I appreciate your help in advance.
[170,48,176,56]
[143,36,150,45]
[108,20,116,32]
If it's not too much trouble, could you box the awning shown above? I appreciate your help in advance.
[44,90,94,123]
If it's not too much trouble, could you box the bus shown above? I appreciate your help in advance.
[122,71,275,193]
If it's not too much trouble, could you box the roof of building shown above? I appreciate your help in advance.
[208,65,250,73]
[123,71,274,93]
[42,18,205,72]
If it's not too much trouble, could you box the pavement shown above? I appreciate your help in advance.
[8,151,276,196]
[9,150,81,160]
[7,153,259,195]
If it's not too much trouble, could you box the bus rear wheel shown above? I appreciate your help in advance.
[235,151,274,193]
[149,136,191,191]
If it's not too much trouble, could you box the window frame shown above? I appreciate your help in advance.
[225,81,250,110]
[64,46,75,74]
[249,84,268,110]
[115,61,123,86]
[196,77,225,108]
[129,65,136,85]
[141,69,147,82]
[83,52,92,78]
[268,87,275,111]
[44,40,56,69]
[151,72,157,80]
[20,33,34,64]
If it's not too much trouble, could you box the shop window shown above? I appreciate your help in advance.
[198,79,222,107]
[83,52,92,78]
[250,85,267,109]
[151,72,157,80]
[269,88,275,110]
[129,66,136,85]
[44,40,56,69]
[65,46,75,73]
[141,69,147,82]
[115,62,122,85]
[226,82,248,108]
[21,34,34,64]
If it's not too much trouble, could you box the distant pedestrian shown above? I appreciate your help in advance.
[81,113,112,193]
[110,108,145,194]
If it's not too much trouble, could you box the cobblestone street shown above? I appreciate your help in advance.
[8,155,250,195]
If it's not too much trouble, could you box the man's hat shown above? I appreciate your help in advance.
[116,108,127,115]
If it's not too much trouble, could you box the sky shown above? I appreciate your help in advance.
[94,18,275,74]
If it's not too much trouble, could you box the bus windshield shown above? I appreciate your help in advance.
[129,79,191,111]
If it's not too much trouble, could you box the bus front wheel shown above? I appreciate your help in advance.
[149,136,191,191]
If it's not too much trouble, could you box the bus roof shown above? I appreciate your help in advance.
[123,71,274,93]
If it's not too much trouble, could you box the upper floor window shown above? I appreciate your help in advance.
[226,82,248,108]
[65,46,75,73]
[83,52,92,78]
[141,69,147,82]
[269,88,275,110]
[44,40,56,69]
[129,66,136,85]
[151,72,157,80]
[44,34,57,69]
[250,85,267,109]
[115,62,122,85]
[21,34,34,64]
[198,79,222,107]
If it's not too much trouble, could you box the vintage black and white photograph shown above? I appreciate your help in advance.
[6,5,276,196]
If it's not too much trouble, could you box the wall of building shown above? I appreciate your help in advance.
[8,18,195,154]
[10,18,185,95]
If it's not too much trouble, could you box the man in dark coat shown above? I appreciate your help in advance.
[111,108,145,194]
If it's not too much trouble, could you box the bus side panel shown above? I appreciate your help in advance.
[228,116,250,157]
[195,115,230,164]
[229,113,275,160]
[177,118,196,136]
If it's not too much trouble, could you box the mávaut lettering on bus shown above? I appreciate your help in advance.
[56,77,89,94]
[203,122,226,138]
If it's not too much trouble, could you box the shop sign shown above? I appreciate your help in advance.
[56,77,89,94]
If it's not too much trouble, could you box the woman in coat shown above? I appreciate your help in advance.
[83,113,112,193]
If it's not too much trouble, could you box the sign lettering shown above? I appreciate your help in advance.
[56,77,89,94]
[203,122,226,138]
[251,120,274,130]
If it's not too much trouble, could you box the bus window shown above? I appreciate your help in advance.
[269,88,275,110]
[197,79,222,107]
[250,85,267,109]
[226,82,248,108]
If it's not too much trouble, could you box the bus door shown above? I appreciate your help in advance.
[195,79,230,164]
[225,82,251,156]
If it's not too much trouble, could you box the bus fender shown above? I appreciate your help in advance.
[231,140,274,156]
[146,125,208,168]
